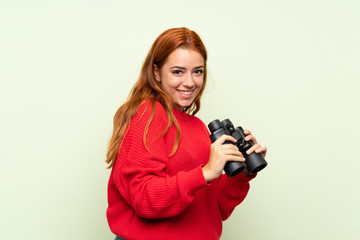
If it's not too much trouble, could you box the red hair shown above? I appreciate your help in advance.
[106,27,208,168]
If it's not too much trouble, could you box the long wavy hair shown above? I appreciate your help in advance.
[106,27,208,168]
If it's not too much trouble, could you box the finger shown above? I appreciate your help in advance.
[255,145,267,153]
[213,134,237,145]
[220,143,240,151]
[244,134,258,144]
[223,148,244,158]
[211,143,238,156]
[246,143,261,155]
[243,129,252,135]
[255,146,267,157]
[228,155,246,162]
[223,153,245,162]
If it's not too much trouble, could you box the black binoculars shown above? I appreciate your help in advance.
[208,119,267,177]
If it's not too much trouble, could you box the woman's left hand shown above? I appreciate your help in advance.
[243,129,267,158]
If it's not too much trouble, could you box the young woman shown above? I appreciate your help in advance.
[106,27,267,240]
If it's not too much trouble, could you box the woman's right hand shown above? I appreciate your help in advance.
[202,135,245,183]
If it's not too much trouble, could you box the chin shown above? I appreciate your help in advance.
[176,102,193,110]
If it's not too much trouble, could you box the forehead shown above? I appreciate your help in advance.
[164,48,204,67]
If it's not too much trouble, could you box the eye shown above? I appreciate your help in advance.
[194,69,204,75]
[172,70,183,75]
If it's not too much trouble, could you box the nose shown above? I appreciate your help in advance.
[183,73,195,88]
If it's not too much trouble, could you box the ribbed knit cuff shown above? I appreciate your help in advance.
[223,172,256,191]
[177,165,209,196]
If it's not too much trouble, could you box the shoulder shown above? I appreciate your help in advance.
[183,113,210,136]
[194,116,210,135]
[131,100,168,130]
[135,100,167,120]
[188,114,204,124]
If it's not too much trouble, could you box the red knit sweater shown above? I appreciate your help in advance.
[107,101,255,240]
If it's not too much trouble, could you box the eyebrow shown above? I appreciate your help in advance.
[170,65,204,69]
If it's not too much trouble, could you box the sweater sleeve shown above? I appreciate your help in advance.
[197,117,256,221]
[113,101,208,219]
[217,172,256,220]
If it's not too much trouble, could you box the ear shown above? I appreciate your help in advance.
[154,64,161,82]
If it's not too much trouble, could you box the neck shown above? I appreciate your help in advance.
[174,104,185,112]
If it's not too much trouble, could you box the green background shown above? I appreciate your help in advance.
[1,0,359,239]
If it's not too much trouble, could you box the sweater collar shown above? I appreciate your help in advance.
[172,107,190,121]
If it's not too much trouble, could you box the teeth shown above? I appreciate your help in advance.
[178,90,193,95]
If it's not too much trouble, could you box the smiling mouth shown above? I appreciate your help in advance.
[177,90,194,96]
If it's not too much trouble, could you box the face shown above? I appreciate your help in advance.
[154,47,205,110]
